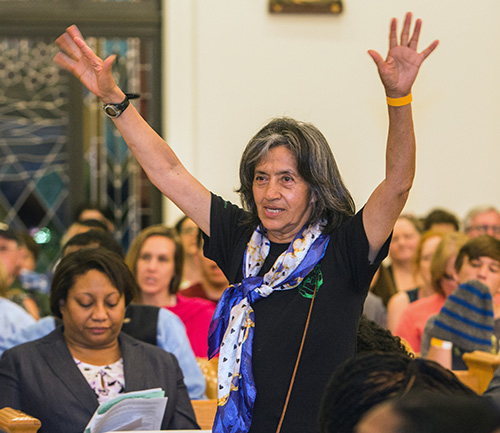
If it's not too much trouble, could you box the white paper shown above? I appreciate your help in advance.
[84,388,168,433]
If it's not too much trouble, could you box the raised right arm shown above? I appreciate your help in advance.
[54,26,211,235]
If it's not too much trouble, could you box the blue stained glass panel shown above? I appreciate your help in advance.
[0,30,156,270]
[36,171,65,208]
[0,38,70,270]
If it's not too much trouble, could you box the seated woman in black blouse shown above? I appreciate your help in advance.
[0,247,198,433]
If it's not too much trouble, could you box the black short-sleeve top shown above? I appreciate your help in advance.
[203,193,389,433]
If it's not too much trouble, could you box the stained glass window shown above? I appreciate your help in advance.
[0,38,70,270]
[0,0,162,271]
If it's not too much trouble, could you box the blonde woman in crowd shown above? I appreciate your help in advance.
[371,215,423,305]
[394,232,469,353]
[386,230,444,332]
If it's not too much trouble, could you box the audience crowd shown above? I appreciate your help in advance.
[4,199,500,432]
[3,205,500,429]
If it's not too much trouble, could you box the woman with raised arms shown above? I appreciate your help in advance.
[54,13,438,433]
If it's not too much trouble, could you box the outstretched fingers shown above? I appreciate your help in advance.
[420,39,440,61]
[391,12,439,63]
[54,24,121,100]
[53,51,76,73]
[399,12,412,47]
[403,13,439,60]
[55,32,81,62]
[66,24,84,41]
[408,18,422,51]
[367,49,384,68]
[73,37,104,70]
[388,18,398,50]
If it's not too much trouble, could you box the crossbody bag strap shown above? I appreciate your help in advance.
[275,282,318,433]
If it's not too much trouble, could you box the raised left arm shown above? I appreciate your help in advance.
[364,12,439,262]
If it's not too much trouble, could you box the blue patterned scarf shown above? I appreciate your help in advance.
[207,220,329,433]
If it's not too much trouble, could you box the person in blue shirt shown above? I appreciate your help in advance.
[0,297,36,344]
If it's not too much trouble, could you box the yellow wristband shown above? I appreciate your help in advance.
[386,93,412,107]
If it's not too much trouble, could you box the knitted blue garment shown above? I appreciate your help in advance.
[432,280,494,352]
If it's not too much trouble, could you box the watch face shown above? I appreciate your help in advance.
[104,105,120,118]
[103,96,132,118]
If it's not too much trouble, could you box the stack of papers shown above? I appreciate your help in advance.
[84,388,168,433]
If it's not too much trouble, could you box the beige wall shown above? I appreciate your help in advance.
[162,0,500,226]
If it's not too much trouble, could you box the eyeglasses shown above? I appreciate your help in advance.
[467,225,500,235]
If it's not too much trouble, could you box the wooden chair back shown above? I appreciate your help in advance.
[462,350,500,394]
[0,407,41,433]
[196,357,218,399]
[191,399,217,430]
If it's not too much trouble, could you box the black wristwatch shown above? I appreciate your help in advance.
[103,93,140,118]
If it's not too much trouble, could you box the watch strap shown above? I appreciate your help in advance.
[103,93,140,118]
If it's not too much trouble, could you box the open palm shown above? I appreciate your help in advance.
[54,25,118,100]
[369,12,439,98]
